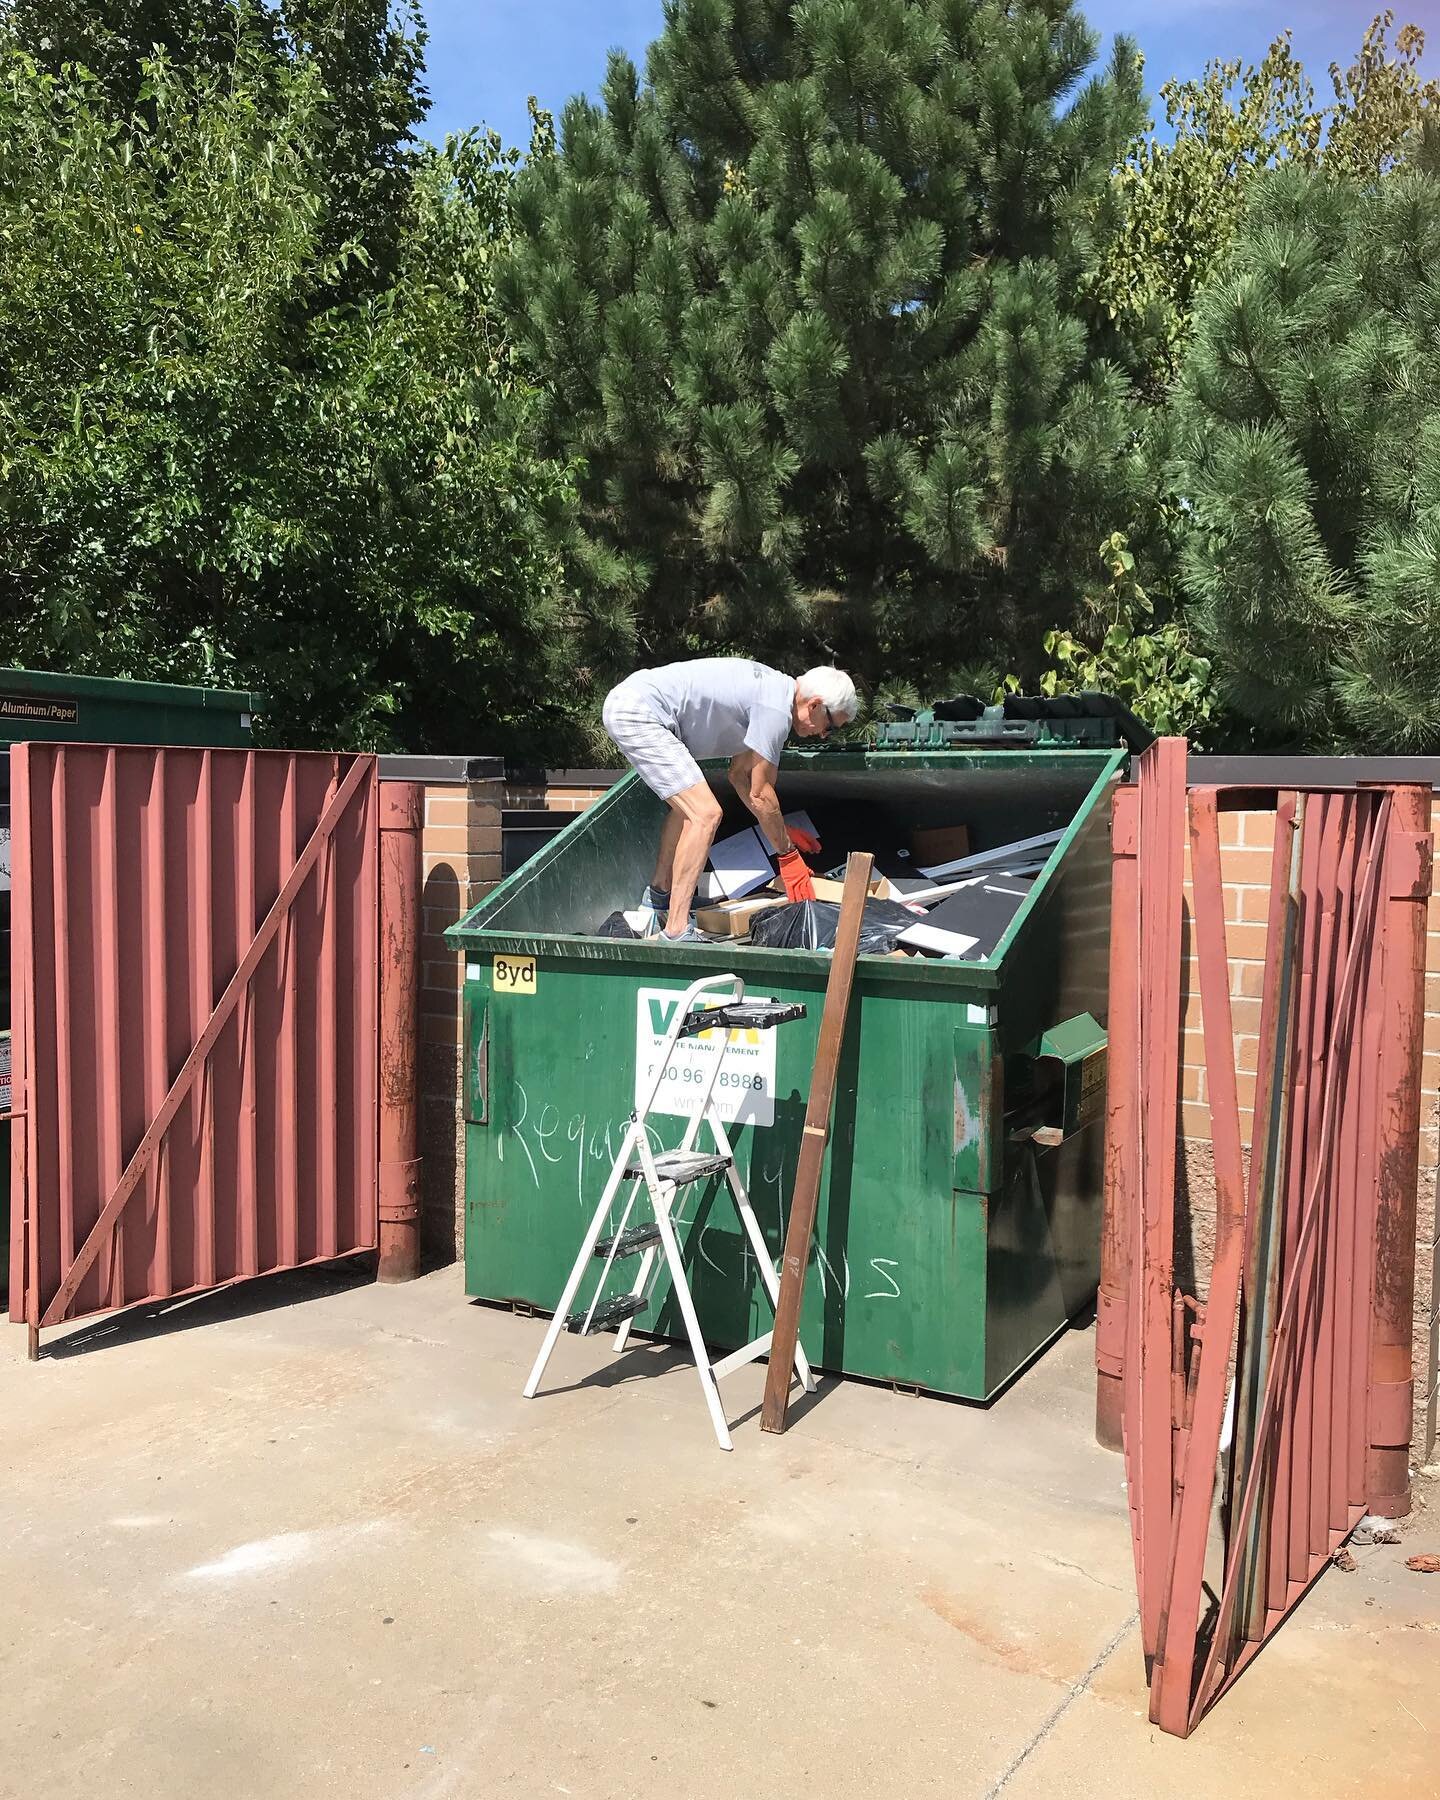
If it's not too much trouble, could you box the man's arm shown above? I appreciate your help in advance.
[728,752,788,851]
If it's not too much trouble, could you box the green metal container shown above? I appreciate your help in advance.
[448,748,1122,1400]
[0,667,261,748]
[1,669,261,1301]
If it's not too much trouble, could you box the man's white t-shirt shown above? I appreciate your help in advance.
[621,658,796,764]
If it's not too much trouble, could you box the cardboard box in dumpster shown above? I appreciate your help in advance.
[694,890,787,938]
[810,873,905,904]
[909,823,970,867]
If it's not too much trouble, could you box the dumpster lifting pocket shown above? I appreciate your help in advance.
[953,1029,1001,1192]
[465,992,489,1125]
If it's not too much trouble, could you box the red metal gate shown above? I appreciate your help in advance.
[1105,744,1431,1735]
[8,745,379,1352]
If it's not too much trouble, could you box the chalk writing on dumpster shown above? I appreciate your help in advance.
[634,987,777,1129]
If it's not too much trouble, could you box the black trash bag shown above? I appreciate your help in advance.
[931,694,987,722]
[999,690,1155,753]
[594,910,640,939]
[749,897,916,954]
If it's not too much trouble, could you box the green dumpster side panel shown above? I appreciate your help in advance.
[465,958,998,1394]
[452,747,1122,1401]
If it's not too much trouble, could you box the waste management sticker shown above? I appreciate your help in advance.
[635,987,777,1129]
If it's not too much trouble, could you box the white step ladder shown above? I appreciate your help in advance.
[522,973,817,1450]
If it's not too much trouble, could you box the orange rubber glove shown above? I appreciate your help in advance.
[787,825,822,855]
[777,847,816,903]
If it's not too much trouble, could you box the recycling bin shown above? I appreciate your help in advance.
[448,744,1123,1399]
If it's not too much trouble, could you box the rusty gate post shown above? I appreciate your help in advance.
[1096,782,1139,1450]
[1361,783,1432,1518]
[378,782,423,1282]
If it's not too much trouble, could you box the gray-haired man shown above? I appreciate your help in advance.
[602,659,859,941]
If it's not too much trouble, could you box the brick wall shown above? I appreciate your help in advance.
[1173,799,1440,1466]
[503,769,618,814]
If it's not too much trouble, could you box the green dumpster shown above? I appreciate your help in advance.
[1,670,263,1302]
[0,667,262,749]
[448,746,1122,1400]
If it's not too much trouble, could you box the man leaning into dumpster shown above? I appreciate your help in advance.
[602,658,859,942]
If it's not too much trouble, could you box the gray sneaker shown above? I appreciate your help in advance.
[658,922,716,945]
[633,885,673,937]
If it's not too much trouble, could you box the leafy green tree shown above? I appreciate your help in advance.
[0,42,577,751]
[1097,12,1440,395]
[1171,165,1440,751]
[3,0,429,290]
[1029,531,1217,740]
[500,0,1148,694]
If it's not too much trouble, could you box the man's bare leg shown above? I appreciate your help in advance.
[663,781,722,936]
[651,807,685,893]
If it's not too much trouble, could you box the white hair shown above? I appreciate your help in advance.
[796,666,858,724]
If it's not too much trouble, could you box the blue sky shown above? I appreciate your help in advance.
[416,2,1436,151]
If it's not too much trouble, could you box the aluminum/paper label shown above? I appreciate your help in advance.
[0,1032,10,1115]
[0,692,77,724]
[635,987,777,1129]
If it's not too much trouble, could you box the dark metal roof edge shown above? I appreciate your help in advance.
[504,766,622,785]
[1187,755,1440,789]
[378,754,504,784]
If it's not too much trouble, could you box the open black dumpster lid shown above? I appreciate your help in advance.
[870,692,1154,755]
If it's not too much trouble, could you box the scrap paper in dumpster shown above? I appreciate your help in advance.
[706,824,775,899]
[635,987,777,1127]
[899,875,1035,959]
[917,829,1062,881]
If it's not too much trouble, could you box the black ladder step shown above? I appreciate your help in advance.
[564,1293,648,1334]
[679,1000,807,1038]
[621,1150,732,1186]
[594,1222,663,1258]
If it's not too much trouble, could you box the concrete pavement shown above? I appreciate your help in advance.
[1,1265,1436,1798]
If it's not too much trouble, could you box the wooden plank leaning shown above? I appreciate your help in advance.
[760,852,874,1435]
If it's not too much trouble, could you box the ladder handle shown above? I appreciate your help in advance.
[637,973,744,1128]
[679,993,743,1155]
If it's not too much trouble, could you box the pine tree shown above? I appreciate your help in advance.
[1096,14,1440,396]
[1172,163,1440,751]
[500,0,1146,695]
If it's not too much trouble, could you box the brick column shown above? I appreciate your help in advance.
[381,756,503,1267]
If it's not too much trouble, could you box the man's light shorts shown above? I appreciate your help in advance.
[602,683,705,801]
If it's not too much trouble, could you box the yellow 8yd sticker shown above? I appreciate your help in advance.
[492,953,537,995]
